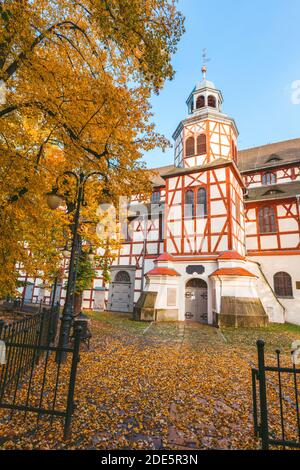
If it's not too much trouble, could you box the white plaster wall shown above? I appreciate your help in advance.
[213,276,259,299]
[146,276,179,310]
[246,256,300,324]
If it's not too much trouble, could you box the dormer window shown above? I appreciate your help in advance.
[263,189,283,196]
[208,95,216,108]
[196,95,205,109]
[185,136,195,157]
[266,154,281,164]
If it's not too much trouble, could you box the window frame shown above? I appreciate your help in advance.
[185,136,195,157]
[207,95,217,108]
[196,95,205,109]
[184,189,195,218]
[262,172,277,185]
[196,187,207,218]
[196,134,207,155]
[184,186,207,219]
[258,205,277,234]
[151,191,161,204]
[273,272,293,298]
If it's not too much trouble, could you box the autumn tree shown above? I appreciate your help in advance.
[0,0,184,296]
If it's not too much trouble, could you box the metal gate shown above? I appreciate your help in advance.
[0,308,81,439]
[252,340,300,449]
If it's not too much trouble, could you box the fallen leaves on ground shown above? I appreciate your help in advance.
[0,315,299,450]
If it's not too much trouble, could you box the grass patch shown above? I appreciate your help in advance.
[86,310,300,353]
[221,322,300,352]
[85,310,147,334]
[86,311,188,341]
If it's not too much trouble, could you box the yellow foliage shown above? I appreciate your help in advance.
[0,1,184,295]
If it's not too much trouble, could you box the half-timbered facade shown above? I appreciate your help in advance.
[19,69,300,326]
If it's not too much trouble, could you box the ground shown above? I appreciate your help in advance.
[0,313,299,450]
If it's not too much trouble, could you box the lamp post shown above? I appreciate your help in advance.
[46,170,104,361]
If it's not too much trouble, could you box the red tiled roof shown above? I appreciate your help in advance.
[146,267,180,277]
[218,251,245,260]
[210,267,256,277]
[156,253,175,262]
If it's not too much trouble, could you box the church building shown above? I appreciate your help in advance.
[20,68,300,326]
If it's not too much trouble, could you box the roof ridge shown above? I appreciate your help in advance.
[238,137,300,154]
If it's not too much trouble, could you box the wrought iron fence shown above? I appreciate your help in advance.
[1,297,52,314]
[0,307,80,439]
[252,339,300,450]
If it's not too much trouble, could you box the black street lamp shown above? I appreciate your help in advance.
[46,170,104,361]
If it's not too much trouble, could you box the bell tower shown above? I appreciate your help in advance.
[186,66,223,115]
[173,67,239,169]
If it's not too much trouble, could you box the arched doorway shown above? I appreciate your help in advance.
[109,270,134,312]
[185,278,208,323]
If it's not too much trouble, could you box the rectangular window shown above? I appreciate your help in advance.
[151,191,161,204]
[258,206,277,233]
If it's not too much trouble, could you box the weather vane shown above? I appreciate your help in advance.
[201,48,211,79]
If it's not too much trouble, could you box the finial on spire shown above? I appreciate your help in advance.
[201,48,211,80]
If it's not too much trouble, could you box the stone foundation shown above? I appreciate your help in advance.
[155,309,178,321]
[133,291,157,321]
[134,292,179,322]
[218,296,269,328]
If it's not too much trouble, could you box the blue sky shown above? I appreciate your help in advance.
[144,0,300,168]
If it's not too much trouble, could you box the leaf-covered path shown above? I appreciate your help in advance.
[0,313,299,450]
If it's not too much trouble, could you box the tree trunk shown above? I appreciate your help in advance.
[74,292,83,317]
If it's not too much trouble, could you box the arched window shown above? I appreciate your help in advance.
[185,190,195,218]
[196,134,206,155]
[258,206,277,233]
[196,188,207,217]
[208,95,216,108]
[274,272,293,298]
[262,172,276,185]
[185,136,195,157]
[196,95,205,109]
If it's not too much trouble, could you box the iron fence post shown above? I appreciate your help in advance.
[63,324,81,440]
[257,339,269,450]
[252,368,259,436]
